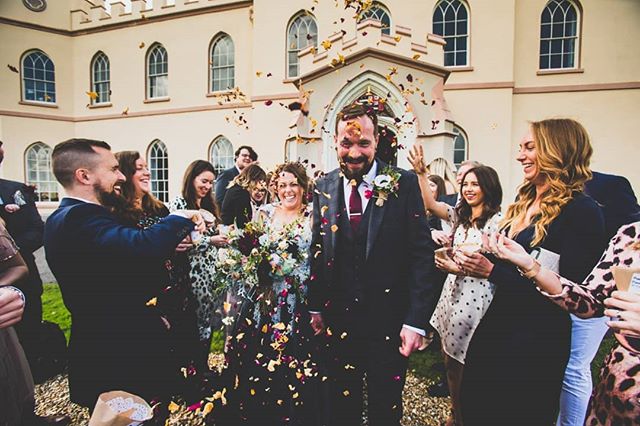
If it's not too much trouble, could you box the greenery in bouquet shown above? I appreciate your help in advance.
[213,217,311,308]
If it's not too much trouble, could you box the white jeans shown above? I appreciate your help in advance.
[556,314,609,426]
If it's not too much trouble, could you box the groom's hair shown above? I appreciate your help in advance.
[52,138,111,188]
[335,102,379,139]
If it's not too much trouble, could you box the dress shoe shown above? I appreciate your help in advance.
[427,380,450,397]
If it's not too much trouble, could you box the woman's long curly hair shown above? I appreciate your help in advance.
[181,160,220,220]
[113,151,167,225]
[454,165,503,232]
[501,118,593,246]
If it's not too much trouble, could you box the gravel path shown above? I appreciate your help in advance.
[35,354,450,425]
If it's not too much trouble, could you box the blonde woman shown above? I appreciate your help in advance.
[455,119,606,425]
[220,164,267,229]
[429,157,458,195]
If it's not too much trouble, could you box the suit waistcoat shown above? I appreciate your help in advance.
[334,192,373,303]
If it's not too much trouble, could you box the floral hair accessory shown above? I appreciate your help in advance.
[367,166,401,206]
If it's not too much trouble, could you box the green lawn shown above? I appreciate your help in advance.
[42,282,614,383]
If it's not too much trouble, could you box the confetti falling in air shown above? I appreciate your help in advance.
[139,42,145,49]
[7,64,18,73]
[122,107,129,115]
[86,91,98,101]
[145,297,157,306]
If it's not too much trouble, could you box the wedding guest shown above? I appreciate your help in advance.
[220,164,267,229]
[215,162,320,425]
[426,174,446,231]
[168,160,228,369]
[0,218,70,426]
[44,139,204,409]
[0,141,47,377]
[428,157,458,195]
[112,151,202,401]
[214,145,257,206]
[409,146,503,425]
[548,169,640,425]
[309,103,438,425]
[456,119,606,425]
[485,221,640,426]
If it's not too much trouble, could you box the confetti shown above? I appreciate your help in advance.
[331,224,339,233]
[7,64,18,73]
[168,401,180,413]
[321,40,332,50]
[145,297,157,306]
[412,54,421,60]
[86,91,98,100]
[139,42,145,49]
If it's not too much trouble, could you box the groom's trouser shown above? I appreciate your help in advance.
[324,323,408,426]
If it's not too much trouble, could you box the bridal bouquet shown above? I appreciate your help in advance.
[213,217,310,302]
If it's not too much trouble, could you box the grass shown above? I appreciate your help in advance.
[42,282,615,384]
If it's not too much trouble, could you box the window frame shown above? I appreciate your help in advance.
[538,0,581,71]
[358,2,392,35]
[24,142,59,202]
[146,43,169,100]
[286,11,318,79]
[21,49,56,104]
[209,33,235,94]
[432,0,470,68]
[147,139,169,202]
[209,136,235,178]
[452,126,468,168]
[90,51,111,105]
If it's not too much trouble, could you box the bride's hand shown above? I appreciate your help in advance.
[210,235,228,247]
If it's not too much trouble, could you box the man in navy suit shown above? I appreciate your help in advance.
[585,171,640,240]
[309,103,438,425]
[0,141,46,372]
[44,139,205,408]
[214,145,257,206]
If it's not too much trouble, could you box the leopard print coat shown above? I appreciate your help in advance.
[168,196,222,341]
[546,222,640,425]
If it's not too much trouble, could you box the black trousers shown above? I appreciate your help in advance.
[322,318,408,426]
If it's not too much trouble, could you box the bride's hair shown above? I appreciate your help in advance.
[275,162,310,205]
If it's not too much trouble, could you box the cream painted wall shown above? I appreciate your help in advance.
[1,0,638,208]
[513,0,640,87]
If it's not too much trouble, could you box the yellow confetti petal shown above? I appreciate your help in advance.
[394,35,402,42]
[250,389,256,395]
[168,401,180,413]
[202,402,214,416]
[256,71,263,77]
[236,332,245,340]
[145,297,157,306]
[343,390,350,396]
[321,40,332,50]
[86,91,98,100]
[331,224,338,233]
[320,205,329,216]
[223,301,231,313]
[412,54,421,60]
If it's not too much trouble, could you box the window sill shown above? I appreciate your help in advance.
[206,90,236,98]
[88,102,112,109]
[447,66,474,72]
[19,100,58,109]
[144,97,170,104]
[537,68,584,76]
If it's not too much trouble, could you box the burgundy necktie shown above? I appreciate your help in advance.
[349,181,363,232]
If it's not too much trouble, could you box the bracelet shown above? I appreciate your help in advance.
[518,259,541,280]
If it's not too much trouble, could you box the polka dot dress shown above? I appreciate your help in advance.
[429,210,502,364]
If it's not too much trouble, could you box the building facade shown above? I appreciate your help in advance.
[1,0,638,213]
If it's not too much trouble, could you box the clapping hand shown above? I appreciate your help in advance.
[605,291,640,337]
[431,229,451,247]
[407,144,429,175]
[454,250,494,278]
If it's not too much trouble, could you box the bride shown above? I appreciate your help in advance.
[213,162,321,426]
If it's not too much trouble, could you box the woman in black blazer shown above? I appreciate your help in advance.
[455,119,606,425]
[220,164,267,229]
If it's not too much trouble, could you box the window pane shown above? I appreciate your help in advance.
[551,39,562,54]
[455,51,466,66]
[433,22,443,35]
[550,53,562,69]
[444,52,454,66]
[540,23,551,39]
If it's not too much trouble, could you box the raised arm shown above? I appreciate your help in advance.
[407,144,451,220]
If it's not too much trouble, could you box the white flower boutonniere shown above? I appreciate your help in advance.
[364,166,401,206]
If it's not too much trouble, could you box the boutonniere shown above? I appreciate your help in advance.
[364,166,401,207]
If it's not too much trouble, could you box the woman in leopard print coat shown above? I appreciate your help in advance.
[489,222,640,425]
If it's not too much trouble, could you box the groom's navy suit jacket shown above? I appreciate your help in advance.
[309,162,438,341]
[44,198,193,407]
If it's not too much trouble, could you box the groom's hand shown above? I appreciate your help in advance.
[399,327,422,357]
[310,312,325,336]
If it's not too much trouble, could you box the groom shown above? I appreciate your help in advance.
[309,103,437,425]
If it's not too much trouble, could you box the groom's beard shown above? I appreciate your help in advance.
[339,156,374,181]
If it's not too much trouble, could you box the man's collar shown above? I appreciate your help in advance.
[63,195,99,205]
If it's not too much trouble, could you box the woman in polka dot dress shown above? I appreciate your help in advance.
[409,146,502,426]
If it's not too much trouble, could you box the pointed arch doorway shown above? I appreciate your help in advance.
[322,71,416,171]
